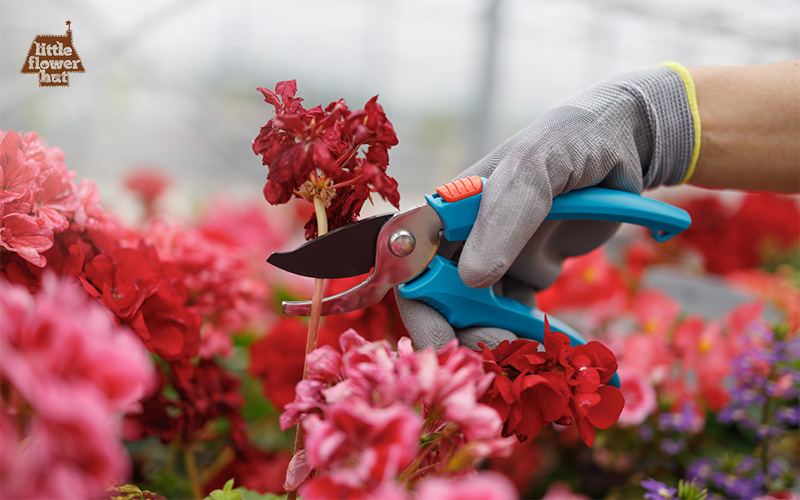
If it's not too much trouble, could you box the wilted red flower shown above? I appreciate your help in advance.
[478,320,624,447]
[253,80,400,239]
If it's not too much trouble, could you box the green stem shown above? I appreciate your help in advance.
[397,424,456,485]
[166,442,178,473]
[184,448,202,500]
[199,446,234,486]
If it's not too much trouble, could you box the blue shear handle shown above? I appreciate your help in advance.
[548,188,692,242]
[399,256,621,388]
[425,180,691,242]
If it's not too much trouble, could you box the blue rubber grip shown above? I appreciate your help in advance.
[425,178,691,242]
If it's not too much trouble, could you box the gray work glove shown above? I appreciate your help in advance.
[397,65,697,350]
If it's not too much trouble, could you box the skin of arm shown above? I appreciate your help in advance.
[687,59,800,193]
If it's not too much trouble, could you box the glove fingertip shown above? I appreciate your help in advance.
[393,289,457,351]
[457,244,510,289]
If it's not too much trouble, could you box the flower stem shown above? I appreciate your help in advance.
[183,448,202,500]
[287,194,329,500]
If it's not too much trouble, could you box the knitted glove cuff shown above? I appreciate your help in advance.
[634,64,699,188]
[560,65,698,189]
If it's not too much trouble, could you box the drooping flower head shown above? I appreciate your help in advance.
[253,80,400,239]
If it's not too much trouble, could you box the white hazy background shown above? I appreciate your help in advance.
[1,0,798,219]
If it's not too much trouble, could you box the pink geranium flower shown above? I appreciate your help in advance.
[280,330,513,496]
[632,289,681,338]
[673,316,732,411]
[302,401,421,489]
[616,368,657,426]
[0,274,155,499]
[415,471,519,500]
[1,130,85,267]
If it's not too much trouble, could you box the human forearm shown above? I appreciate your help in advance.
[687,60,800,192]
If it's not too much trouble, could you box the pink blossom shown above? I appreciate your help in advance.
[620,332,673,384]
[0,274,156,499]
[0,130,87,267]
[415,340,501,440]
[415,471,519,500]
[280,379,328,430]
[0,212,53,267]
[281,330,512,496]
[300,476,410,500]
[616,368,657,426]
[632,289,681,338]
[306,344,345,382]
[540,481,592,500]
[143,217,272,358]
[673,316,731,411]
[302,401,421,489]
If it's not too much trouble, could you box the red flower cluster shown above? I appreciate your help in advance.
[676,192,800,274]
[478,320,624,447]
[80,246,200,361]
[252,80,400,239]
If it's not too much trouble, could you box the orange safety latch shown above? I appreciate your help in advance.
[435,176,483,203]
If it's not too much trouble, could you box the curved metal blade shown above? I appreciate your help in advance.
[267,213,393,279]
[282,204,443,316]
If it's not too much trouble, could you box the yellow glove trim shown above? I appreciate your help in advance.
[660,61,701,183]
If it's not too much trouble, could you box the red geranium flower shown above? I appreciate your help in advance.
[478,319,624,447]
[677,192,800,274]
[253,80,400,239]
[79,246,200,362]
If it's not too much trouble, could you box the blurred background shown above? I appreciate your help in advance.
[1,0,798,220]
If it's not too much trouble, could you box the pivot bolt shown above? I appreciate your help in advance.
[388,230,416,257]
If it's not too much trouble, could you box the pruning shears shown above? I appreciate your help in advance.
[267,176,692,388]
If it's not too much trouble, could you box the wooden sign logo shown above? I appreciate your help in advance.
[21,21,85,87]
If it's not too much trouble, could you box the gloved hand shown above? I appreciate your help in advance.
[397,64,698,350]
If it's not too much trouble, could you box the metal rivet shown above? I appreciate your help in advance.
[388,230,416,257]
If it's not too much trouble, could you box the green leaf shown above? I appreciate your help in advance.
[241,489,289,500]
[677,479,708,500]
[206,478,244,500]
[106,484,166,500]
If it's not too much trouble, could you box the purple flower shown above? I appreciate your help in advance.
[658,401,703,434]
[641,478,676,500]
[767,459,785,478]
[687,458,714,483]
[638,424,655,442]
[659,438,686,455]
[775,406,799,426]
[723,475,764,499]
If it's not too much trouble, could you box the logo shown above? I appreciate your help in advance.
[20,21,85,87]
